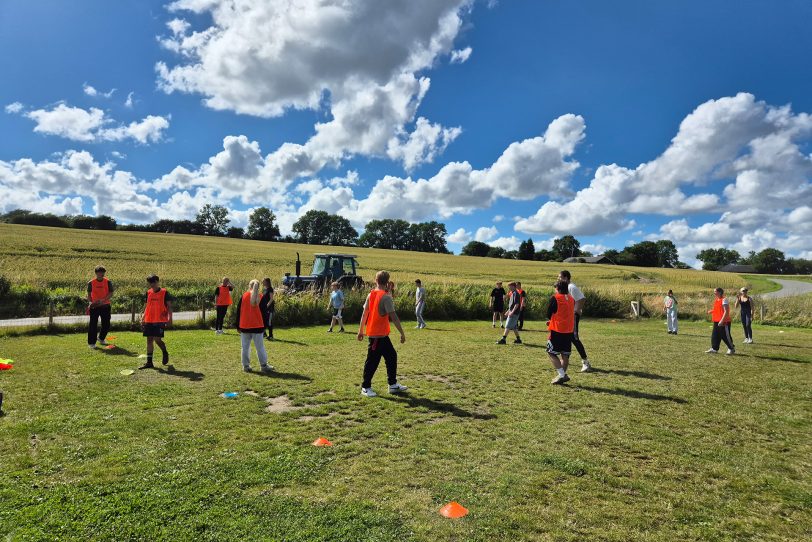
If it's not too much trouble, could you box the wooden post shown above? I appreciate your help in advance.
[48,302,54,327]
[131,299,136,324]
[202,300,206,322]
[760,302,765,321]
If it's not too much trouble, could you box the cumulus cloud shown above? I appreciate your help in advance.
[83,83,116,98]
[447,227,472,243]
[124,92,135,108]
[5,102,24,114]
[450,46,472,64]
[15,103,170,144]
[474,226,498,242]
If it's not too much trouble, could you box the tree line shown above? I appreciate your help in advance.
[696,247,812,274]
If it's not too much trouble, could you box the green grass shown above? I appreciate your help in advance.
[1,320,810,541]
[742,275,783,294]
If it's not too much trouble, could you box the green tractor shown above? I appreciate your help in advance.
[282,253,364,292]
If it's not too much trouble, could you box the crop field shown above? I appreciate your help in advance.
[0,223,749,296]
[1,319,810,541]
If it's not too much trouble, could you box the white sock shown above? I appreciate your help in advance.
[556,368,566,377]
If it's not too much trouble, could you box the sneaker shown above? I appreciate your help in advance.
[138,362,154,370]
[513,338,523,345]
[243,366,252,372]
[162,351,169,366]
[726,348,735,355]
[88,343,97,349]
[327,328,333,333]
[496,338,507,345]
[361,387,377,398]
[98,339,109,346]
[261,365,274,374]
[415,325,421,329]
[580,361,591,373]
[492,323,496,328]
[551,374,570,385]
[339,328,345,333]
[388,382,408,394]
[705,348,718,354]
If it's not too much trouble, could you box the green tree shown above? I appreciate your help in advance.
[534,249,557,261]
[655,240,679,268]
[696,248,741,271]
[623,241,661,267]
[517,238,535,260]
[487,246,506,258]
[195,204,230,236]
[752,248,788,274]
[246,207,280,241]
[226,226,245,238]
[292,210,332,244]
[552,235,581,260]
[408,221,449,253]
[325,215,358,246]
[461,241,491,257]
[359,219,411,249]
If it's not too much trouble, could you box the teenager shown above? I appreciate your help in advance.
[213,277,234,334]
[736,288,754,344]
[139,275,173,370]
[357,271,407,397]
[558,270,591,372]
[327,281,345,333]
[490,281,506,328]
[236,279,273,373]
[87,266,114,349]
[260,277,275,341]
[496,282,522,345]
[414,279,426,329]
[664,289,678,335]
[547,280,575,385]
[706,287,735,355]
[516,281,527,330]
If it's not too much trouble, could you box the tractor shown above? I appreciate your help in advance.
[281,253,364,292]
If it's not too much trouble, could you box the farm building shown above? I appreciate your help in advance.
[718,263,758,273]
[563,255,614,264]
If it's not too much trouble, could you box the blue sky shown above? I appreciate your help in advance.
[1,0,811,264]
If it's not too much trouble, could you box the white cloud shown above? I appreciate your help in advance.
[474,225,498,242]
[83,83,116,98]
[16,103,169,144]
[124,92,135,108]
[489,236,521,251]
[5,102,24,114]
[387,117,462,171]
[450,46,472,64]
[493,214,504,222]
[447,227,472,243]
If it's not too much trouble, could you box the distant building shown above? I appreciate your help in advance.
[718,263,757,273]
[563,255,613,264]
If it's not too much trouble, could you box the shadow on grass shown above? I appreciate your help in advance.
[748,354,809,364]
[588,367,672,380]
[751,342,812,350]
[272,338,308,346]
[575,384,687,404]
[154,365,205,381]
[420,328,451,332]
[252,370,312,381]
[381,394,496,420]
[99,346,139,357]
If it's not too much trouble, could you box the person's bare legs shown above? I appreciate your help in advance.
[548,353,562,370]
[562,353,570,372]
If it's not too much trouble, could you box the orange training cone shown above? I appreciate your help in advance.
[439,501,469,518]
[312,437,333,447]
[106,336,117,340]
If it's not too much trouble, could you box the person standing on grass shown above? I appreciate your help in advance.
[139,275,173,370]
[87,265,114,349]
[357,271,407,398]
[547,280,575,385]
[327,281,345,333]
[735,287,754,344]
[490,281,506,328]
[558,270,591,372]
[664,289,678,335]
[213,277,234,335]
[260,277,275,341]
[414,279,426,329]
[496,281,522,345]
[516,281,528,330]
[236,279,273,373]
[706,287,735,355]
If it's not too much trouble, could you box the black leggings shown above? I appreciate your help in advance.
[572,313,588,360]
[712,322,735,350]
[362,337,398,389]
[215,305,228,330]
[741,311,753,340]
[264,312,274,337]
[88,305,111,345]
[518,309,526,330]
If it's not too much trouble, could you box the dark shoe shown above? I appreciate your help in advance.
[138,362,155,370]
[261,365,274,374]
[496,338,507,345]
[513,338,523,345]
[339,328,345,333]
[162,351,169,366]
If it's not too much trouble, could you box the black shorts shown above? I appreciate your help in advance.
[332,308,343,317]
[493,301,504,312]
[547,331,573,355]
[142,323,166,337]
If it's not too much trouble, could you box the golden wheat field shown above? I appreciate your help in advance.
[0,223,749,296]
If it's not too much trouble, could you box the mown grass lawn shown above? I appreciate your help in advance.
[1,319,810,541]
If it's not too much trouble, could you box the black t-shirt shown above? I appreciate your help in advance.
[491,287,506,303]
[260,287,275,314]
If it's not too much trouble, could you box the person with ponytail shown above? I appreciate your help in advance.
[236,279,273,373]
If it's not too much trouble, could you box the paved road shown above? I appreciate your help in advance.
[760,279,812,299]
[0,311,202,328]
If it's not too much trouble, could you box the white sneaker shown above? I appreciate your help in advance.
[705,348,718,354]
[580,361,591,373]
[415,325,421,329]
[388,382,408,394]
[361,387,377,397]
[88,343,97,349]
[98,339,109,346]
[726,348,735,355]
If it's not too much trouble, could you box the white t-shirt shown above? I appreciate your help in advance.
[664,296,674,309]
[568,282,585,302]
[415,287,425,304]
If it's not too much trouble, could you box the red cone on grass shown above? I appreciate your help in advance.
[104,345,116,350]
[312,437,333,447]
[439,501,469,518]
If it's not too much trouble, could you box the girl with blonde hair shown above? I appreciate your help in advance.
[236,279,273,373]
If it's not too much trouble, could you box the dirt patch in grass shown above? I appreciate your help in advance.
[411,373,466,387]
[296,412,339,422]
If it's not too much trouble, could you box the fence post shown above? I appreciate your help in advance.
[202,300,206,322]
[48,302,54,327]
[760,302,765,321]
[131,299,136,324]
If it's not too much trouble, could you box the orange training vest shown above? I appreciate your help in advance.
[549,293,575,333]
[90,278,111,305]
[365,289,391,337]
[144,288,169,323]
[711,297,731,323]
[239,291,264,329]
[216,284,232,306]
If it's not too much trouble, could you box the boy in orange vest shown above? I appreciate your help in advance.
[547,280,575,385]
[139,275,173,370]
[706,287,735,355]
[87,265,114,349]
[213,277,233,334]
[357,271,407,397]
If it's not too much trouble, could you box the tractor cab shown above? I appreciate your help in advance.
[282,253,363,291]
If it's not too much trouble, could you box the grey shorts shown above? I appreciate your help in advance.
[505,314,519,330]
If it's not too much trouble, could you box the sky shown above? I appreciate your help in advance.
[1,0,811,265]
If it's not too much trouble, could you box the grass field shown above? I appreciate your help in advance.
[1,319,810,541]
